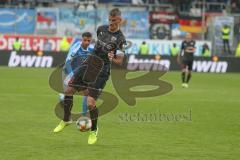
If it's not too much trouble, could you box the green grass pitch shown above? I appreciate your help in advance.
[0,67,239,160]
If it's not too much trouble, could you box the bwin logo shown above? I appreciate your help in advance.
[192,60,228,73]
[127,55,170,71]
[8,51,53,68]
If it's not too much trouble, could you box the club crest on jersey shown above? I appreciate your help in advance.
[111,36,117,42]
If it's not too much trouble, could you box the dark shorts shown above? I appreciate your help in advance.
[88,72,109,99]
[70,71,109,100]
[69,55,110,100]
[181,60,193,71]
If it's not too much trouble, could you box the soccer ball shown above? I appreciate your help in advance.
[76,116,92,132]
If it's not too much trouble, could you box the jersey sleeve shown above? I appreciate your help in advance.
[66,39,81,60]
[97,25,105,36]
[65,39,81,74]
[181,41,185,50]
[180,41,185,56]
[97,27,101,36]
[193,40,196,48]
[88,47,94,53]
[116,35,126,55]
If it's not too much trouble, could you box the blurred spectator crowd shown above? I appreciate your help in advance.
[0,0,240,56]
[0,0,239,13]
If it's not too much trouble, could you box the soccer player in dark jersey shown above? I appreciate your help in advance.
[178,33,196,88]
[86,8,126,144]
[55,8,126,145]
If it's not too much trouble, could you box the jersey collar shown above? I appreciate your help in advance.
[80,44,89,52]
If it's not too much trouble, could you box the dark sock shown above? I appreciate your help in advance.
[63,96,73,122]
[186,73,192,83]
[89,106,98,131]
[181,72,186,83]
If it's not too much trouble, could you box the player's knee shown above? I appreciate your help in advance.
[87,96,96,109]
[64,87,75,96]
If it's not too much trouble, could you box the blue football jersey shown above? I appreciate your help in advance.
[64,39,94,74]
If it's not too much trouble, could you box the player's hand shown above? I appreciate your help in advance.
[108,51,114,61]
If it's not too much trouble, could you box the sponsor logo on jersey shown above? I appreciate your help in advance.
[111,36,117,42]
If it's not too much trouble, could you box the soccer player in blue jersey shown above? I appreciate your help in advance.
[53,32,94,133]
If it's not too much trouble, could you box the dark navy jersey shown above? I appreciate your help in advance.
[93,25,126,64]
[181,40,196,61]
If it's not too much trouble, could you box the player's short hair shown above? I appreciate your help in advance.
[109,8,121,17]
[82,32,92,38]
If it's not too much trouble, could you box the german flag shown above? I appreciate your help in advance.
[178,18,204,33]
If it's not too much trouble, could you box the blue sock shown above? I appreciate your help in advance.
[82,96,88,116]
